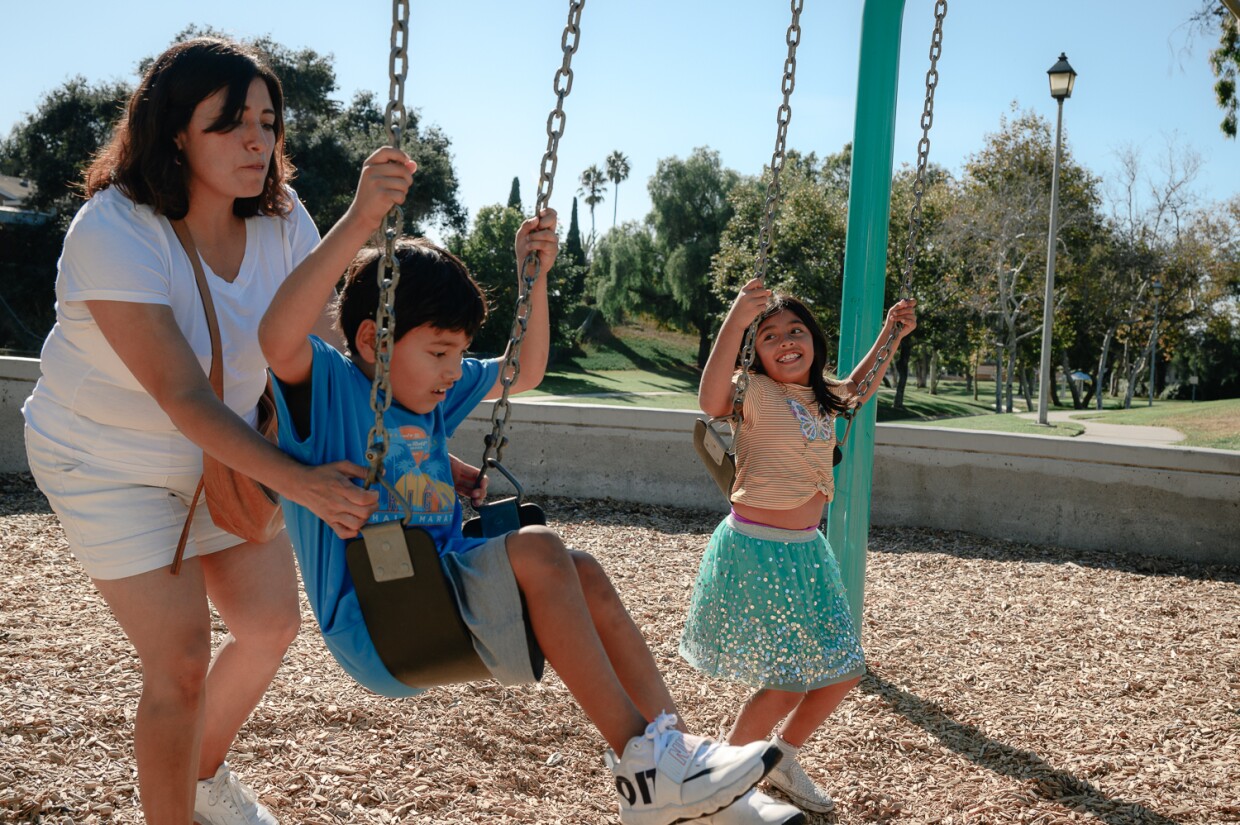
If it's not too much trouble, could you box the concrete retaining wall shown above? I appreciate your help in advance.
[4,356,1237,565]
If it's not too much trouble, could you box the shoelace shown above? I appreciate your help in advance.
[645,712,719,765]
[207,766,258,815]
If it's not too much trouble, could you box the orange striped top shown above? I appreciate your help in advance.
[730,373,844,509]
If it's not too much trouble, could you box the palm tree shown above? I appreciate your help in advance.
[578,164,607,247]
[605,150,631,228]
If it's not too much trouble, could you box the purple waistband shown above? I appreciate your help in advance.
[730,509,818,532]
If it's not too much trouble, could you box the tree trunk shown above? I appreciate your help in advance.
[914,351,930,389]
[994,347,1004,414]
[929,350,940,395]
[1122,322,1158,410]
[1048,362,1062,408]
[1095,327,1115,410]
[1004,346,1016,413]
[1020,363,1034,412]
[697,329,712,371]
[968,352,976,399]
[1060,350,1081,409]
[893,336,912,409]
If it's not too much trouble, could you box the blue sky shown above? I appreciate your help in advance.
[3,1,1236,233]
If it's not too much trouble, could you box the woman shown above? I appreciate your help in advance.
[21,38,391,824]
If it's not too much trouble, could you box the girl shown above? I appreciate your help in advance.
[681,277,917,814]
[21,38,386,824]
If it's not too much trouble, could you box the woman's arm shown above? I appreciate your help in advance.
[842,298,918,406]
[88,300,376,538]
[484,209,559,399]
[699,278,772,418]
[260,147,416,386]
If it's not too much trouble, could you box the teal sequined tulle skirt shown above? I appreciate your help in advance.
[679,515,865,691]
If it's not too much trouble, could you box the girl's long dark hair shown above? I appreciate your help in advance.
[84,37,293,219]
[748,294,852,416]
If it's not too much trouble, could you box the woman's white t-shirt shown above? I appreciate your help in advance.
[23,186,320,474]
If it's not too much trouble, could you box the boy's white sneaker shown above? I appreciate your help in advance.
[766,738,834,814]
[193,762,278,825]
[605,713,781,825]
[692,789,806,824]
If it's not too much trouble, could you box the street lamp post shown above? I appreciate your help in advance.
[1148,278,1163,407]
[1037,53,1077,426]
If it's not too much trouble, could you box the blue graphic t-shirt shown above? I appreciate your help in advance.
[271,336,501,697]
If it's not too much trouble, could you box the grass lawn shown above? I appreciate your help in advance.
[528,325,1235,448]
[526,322,702,409]
[1075,398,1240,450]
[902,414,1085,437]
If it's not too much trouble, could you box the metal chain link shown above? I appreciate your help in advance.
[847,0,946,411]
[478,0,585,484]
[363,0,410,492]
[734,0,804,408]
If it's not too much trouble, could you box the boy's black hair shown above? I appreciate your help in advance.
[749,294,852,416]
[337,237,488,356]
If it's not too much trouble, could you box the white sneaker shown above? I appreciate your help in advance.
[605,713,781,825]
[766,739,834,814]
[194,762,278,825]
[692,789,806,824]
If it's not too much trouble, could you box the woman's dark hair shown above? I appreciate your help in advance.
[337,238,488,356]
[84,37,293,219]
[749,293,852,416]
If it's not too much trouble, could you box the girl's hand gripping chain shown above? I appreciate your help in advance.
[884,298,919,341]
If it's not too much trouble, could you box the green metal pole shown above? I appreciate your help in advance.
[828,0,906,634]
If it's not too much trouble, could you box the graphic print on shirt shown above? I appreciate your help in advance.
[786,398,832,442]
[375,424,455,523]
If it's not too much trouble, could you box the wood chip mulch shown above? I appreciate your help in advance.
[1,473,1236,824]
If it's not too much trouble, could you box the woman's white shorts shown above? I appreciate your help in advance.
[25,426,247,580]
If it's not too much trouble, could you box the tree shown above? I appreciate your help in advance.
[448,205,528,356]
[712,149,849,347]
[507,176,523,211]
[565,196,587,268]
[578,164,607,248]
[589,222,664,323]
[605,150,631,228]
[939,106,1101,412]
[0,77,131,351]
[145,26,341,130]
[285,92,466,235]
[885,163,962,408]
[449,204,575,356]
[648,147,740,367]
[1190,2,1240,137]
[0,77,131,216]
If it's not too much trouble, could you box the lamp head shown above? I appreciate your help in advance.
[1048,53,1077,100]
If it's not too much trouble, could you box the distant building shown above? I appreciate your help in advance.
[0,175,54,226]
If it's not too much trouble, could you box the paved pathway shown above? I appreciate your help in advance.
[1015,410,1185,445]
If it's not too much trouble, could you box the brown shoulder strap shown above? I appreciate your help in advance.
[169,220,225,400]
[168,219,223,574]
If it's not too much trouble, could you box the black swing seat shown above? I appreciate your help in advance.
[461,458,546,538]
[345,522,491,689]
[345,460,548,689]
[462,498,546,538]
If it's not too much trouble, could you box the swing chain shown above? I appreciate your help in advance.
[479,0,585,481]
[735,0,804,408]
[363,0,411,492]
[848,0,946,411]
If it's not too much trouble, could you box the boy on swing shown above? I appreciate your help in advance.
[258,149,784,825]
